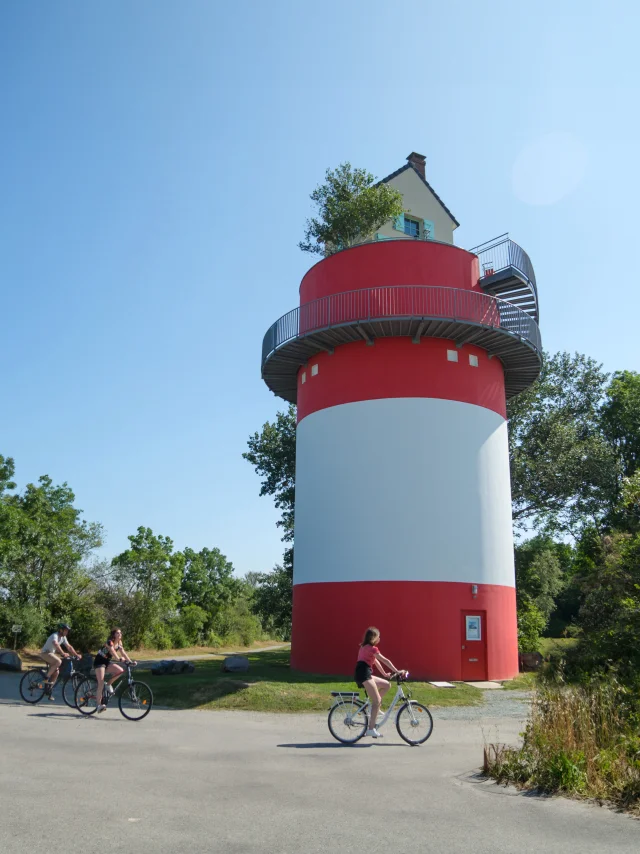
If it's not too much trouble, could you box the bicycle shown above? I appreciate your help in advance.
[74,662,153,721]
[19,656,86,708]
[327,672,434,746]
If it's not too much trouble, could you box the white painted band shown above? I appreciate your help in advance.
[294,397,515,587]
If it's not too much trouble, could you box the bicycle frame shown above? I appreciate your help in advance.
[332,680,410,729]
[99,662,136,701]
[40,656,80,686]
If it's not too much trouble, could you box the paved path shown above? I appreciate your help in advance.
[0,675,636,853]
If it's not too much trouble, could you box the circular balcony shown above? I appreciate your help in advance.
[261,285,542,403]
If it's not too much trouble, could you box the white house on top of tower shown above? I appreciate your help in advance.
[375,151,460,245]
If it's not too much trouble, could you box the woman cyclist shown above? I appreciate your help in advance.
[93,628,135,713]
[355,626,406,738]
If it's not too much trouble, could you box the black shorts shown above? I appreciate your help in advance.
[355,661,372,688]
[93,655,110,669]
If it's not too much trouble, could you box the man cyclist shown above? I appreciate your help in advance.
[40,623,79,701]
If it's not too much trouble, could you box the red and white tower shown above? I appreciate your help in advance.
[260,161,541,681]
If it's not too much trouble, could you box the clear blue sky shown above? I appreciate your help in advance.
[2,1,638,575]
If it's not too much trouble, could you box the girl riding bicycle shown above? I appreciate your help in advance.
[355,626,406,738]
[93,628,135,713]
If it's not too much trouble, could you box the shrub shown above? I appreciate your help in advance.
[517,595,545,652]
[211,599,262,646]
[485,679,640,811]
[0,602,49,648]
[62,595,109,652]
[143,622,173,651]
[177,604,208,645]
[169,623,189,649]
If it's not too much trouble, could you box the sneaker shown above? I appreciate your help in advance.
[47,693,56,702]
[365,728,383,738]
[96,704,107,713]
[105,684,114,696]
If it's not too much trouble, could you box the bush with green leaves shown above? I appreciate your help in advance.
[143,622,173,651]
[560,530,640,686]
[210,599,262,647]
[0,602,49,649]
[298,163,404,256]
[63,593,109,652]
[485,680,640,810]
[517,594,546,652]
[176,604,208,645]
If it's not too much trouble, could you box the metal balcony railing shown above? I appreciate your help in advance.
[261,285,541,370]
[469,234,537,288]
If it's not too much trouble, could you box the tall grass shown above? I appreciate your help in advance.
[485,680,640,812]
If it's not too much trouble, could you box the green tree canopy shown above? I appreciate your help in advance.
[0,456,103,647]
[299,163,404,256]
[0,470,103,612]
[243,405,296,542]
[600,370,640,479]
[567,530,640,684]
[111,526,184,612]
[249,548,293,640]
[515,537,568,622]
[0,455,16,494]
[507,352,620,537]
[180,546,239,624]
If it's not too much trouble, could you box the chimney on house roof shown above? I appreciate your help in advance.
[407,152,426,180]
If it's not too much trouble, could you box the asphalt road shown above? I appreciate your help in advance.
[0,673,637,853]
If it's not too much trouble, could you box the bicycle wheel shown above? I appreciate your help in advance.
[75,676,99,715]
[395,701,433,745]
[118,681,153,721]
[19,669,47,704]
[327,700,368,744]
[62,672,86,708]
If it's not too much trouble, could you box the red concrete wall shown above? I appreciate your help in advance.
[291,580,518,681]
[300,241,480,304]
[297,337,506,422]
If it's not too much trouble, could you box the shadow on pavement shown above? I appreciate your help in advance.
[278,741,408,749]
[27,711,82,719]
[278,742,371,749]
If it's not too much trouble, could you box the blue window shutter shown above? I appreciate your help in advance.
[423,219,435,240]
[394,213,405,232]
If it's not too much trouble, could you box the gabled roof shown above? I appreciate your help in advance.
[379,162,460,228]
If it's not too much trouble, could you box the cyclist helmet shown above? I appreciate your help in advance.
[57,622,71,631]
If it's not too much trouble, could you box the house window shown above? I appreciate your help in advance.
[301,371,307,384]
[404,218,419,238]
[447,350,458,362]
[469,355,478,367]
[311,364,319,376]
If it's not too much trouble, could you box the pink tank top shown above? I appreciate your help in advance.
[357,644,379,666]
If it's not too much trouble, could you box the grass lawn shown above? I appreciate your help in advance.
[140,648,484,713]
[132,640,287,661]
[501,672,538,690]
[19,639,287,666]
